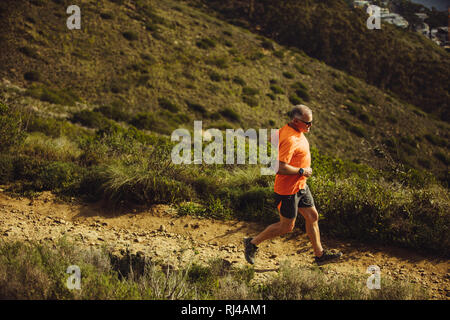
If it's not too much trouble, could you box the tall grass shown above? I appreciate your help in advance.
[0,240,428,300]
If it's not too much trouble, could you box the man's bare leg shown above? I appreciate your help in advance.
[250,215,295,246]
[298,206,323,257]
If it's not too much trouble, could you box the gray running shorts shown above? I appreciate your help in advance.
[274,184,315,219]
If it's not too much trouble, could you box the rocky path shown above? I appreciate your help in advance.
[0,189,448,299]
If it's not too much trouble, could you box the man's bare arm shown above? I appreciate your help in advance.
[277,161,312,177]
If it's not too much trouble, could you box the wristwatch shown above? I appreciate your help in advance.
[298,168,304,176]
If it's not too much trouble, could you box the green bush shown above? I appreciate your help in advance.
[293,64,309,75]
[333,83,347,93]
[344,102,359,115]
[289,95,302,105]
[26,86,80,106]
[196,38,216,49]
[273,50,284,58]
[0,154,14,184]
[27,115,88,138]
[100,12,113,19]
[206,56,228,69]
[0,102,26,152]
[93,105,131,122]
[71,110,110,128]
[349,124,367,138]
[122,31,138,41]
[270,85,284,94]
[358,112,375,126]
[209,71,222,82]
[294,88,310,102]
[24,71,40,82]
[186,101,207,115]
[424,134,447,147]
[242,87,259,96]
[266,93,276,100]
[158,98,180,113]
[219,108,240,122]
[232,76,246,86]
[242,96,258,107]
[261,39,275,50]
[434,152,449,165]
[282,71,294,79]
[130,112,173,135]
[18,46,39,59]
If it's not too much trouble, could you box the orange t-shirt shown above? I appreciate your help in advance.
[274,124,311,195]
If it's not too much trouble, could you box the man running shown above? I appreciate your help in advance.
[244,104,342,265]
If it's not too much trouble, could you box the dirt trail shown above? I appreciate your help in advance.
[0,189,448,299]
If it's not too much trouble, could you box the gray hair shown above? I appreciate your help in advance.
[287,104,312,119]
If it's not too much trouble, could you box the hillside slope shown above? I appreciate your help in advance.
[0,0,448,182]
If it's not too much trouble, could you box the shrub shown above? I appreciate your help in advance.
[424,134,447,147]
[224,40,233,47]
[289,95,302,105]
[130,112,171,135]
[26,86,80,106]
[266,93,276,100]
[345,102,359,115]
[196,38,216,49]
[71,110,109,128]
[122,31,138,41]
[109,78,131,94]
[270,85,284,94]
[100,12,113,19]
[219,108,240,122]
[38,161,83,191]
[18,46,39,59]
[293,63,309,75]
[242,96,258,107]
[434,152,449,165]
[273,50,284,58]
[349,124,367,138]
[186,101,207,115]
[242,87,259,96]
[209,71,222,82]
[233,76,246,86]
[232,76,246,86]
[158,98,180,113]
[333,83,346,93]
[291,81,307,91]
[0,154,14,184]
[24,71,40,82]
[0,102,27,152]
[282,71,294,79]
[20,133,82,163]
[93,105,131,122]
[294,88,310,102]
[358,112,375,126]
[206,56,228,69]
[261,39,275,50]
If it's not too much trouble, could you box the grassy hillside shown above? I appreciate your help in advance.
[197,0,450,121]
[0,0,448,181]
[0,0,449,255]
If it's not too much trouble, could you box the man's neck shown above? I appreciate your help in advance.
[288,122,301,133]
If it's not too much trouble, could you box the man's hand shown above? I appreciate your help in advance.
[302,167,313,177]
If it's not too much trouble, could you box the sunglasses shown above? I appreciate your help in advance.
[294,118,312,126]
